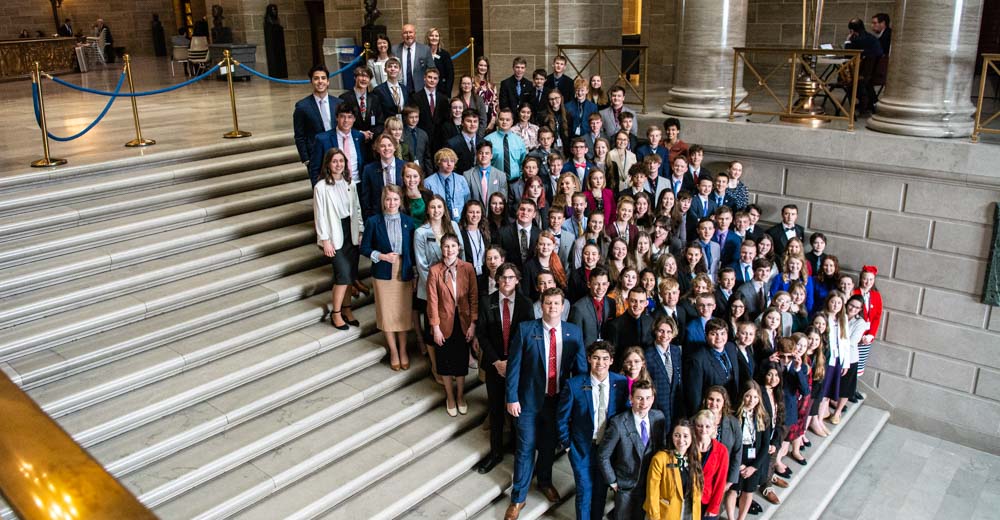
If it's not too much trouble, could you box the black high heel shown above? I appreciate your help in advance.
[342,305,360,327]
[330,310,349,330]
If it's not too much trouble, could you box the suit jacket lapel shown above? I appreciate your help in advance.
[625,412,644,459]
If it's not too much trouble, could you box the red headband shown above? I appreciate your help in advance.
[861,265,878,275]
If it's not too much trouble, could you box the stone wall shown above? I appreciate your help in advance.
[1,0,177,57]
[747,0,897,49]
[205,0,313,80]
[671,117,1000,454]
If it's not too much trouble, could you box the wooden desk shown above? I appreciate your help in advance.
[0,37,77,80]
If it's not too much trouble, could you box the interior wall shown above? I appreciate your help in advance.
[204,0,312,79]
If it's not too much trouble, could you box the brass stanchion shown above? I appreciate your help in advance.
[363,42,371,61]
[30,62,67,168]
[469,37,475,74]
[123,55,155,147]
[222,50,251,139]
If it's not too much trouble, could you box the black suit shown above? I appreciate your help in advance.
[566,267,592,303]
[682,342,740,417]
[372,82,409,124]
[660,304,694,346]
[496,223,541,269]
[602,312,654,371]
[413,89,450,140]
[526,88,548,123]
[499,75,532,112]
[339,90,383,137]
[545,74,574,107]
[447,133,482,174]
[568,295,615,348]
[766,223,805,260]
[477,291,534,457]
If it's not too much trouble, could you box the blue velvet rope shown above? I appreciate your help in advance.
[47,62,221,97]
[32,71,126,141]
[451,45,471,60]
[237,53,364,84]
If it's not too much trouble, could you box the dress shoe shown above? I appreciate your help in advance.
[749,500,762,514]
[762,488,780,505]
[400,360,410,370]
[831,414,841,425]
[342,305,361,327]
[330,311,349,331]
[775,467,792,479]
[771,475,789,488]
[791,455,807,466]
[855,391,865,401]
[803,439,812,448]
[457,402,468,415]
[446,405,458,417]
[504,502,525,520]
[390,362,401,372]
[538,484,561,502]
[475,454,501,474]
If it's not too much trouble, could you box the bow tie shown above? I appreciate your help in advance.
[575,162,586,168]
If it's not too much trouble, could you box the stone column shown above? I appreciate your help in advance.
[867,0,984,138]
[662,0,749,118]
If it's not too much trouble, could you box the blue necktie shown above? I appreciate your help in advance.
[702,241,712,267]
[640,419,649,446]
[744,265,752,281]
[445,175,454,215]
[516,81,522,97]
[673,180,681,194]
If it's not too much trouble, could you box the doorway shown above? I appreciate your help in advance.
[305,0,326,68]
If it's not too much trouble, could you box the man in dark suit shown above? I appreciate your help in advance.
[871,13,891,55]
[766,203,805,260]
[668,155,697,199]
[339,66,382,141]
[598,380,665,520]
[657,278,691,345]
[602,287,654,371]
[497,199,542,270]
[734,258,773,321]
[401,105,432,169]
[58,18,74,37]
[527,69,549,122]
[731,240,758,288]
[308,103,367,186]
[684,292,717,350]
[646,314,683,427]
[558,341,629,520]
[393,24,433,93]
[566,78,599,138]
[293,64,342,165]
[683,318,740,416]
[714,268,736,318]
[475,263,535,474]
[447,109,483,174]
[505,288,587,520]
[359,134,405,219]
[689,177,719,223]
[687,145,711,184]
[846,17,885,113]
[745,204,765,243]
[544,55,575,106]
[413,68,450,138]
[569,267,614,347]
[372,57,408,123]
[499,56,532,112]
[715,206,743,267]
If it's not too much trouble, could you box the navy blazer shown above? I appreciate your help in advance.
[506,320,587,415]
[309,129,367,186]
[565,98,599,137]
[360,213,416,281]
[499,75,532,111]
[359,159,405,219]
[339,89,384,135]
[558,372,629,457]
[645,344,683,425]
[447,133,483,174]
[682,341,741,417]
[293,94,343,163]
[372,82,410,123]
[636,144,670,179]
[685,317,708,350]
[717,231,743,267]
[688,195,718,221]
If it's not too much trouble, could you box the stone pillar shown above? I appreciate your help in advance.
[662,0,749,118]
[867,0,984,138]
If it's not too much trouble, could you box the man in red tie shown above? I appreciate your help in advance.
[475,263,534,474]
[415,68,448,140]
[505,287,587,519]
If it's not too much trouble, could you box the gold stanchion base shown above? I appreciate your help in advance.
[31,157,67,168]
[223,130,252,139]
[125,138,156,147]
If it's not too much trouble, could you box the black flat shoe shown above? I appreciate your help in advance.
[342,305,361,327]
[855,391,865,401]
[749,500,762,514]
[803,439,812,448]
[775,467,793,479]
[791,455,808,466]
[330,310,349,331]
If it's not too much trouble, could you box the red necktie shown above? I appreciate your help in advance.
[502,299,511,356]
[429,92,435,116]
[547,327,558,396]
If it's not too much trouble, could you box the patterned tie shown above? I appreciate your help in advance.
[384,166,392,187]
[503,134,511,176]
[480,168,489,201]
[516,81,522,98]
[502,298,512,356]
[391,85,401,109]
[360,94,366,118]
[405,47,414,93]
[596,382,607,441]
[519,229,528,260]
[547,326,558,396]
[342,134,353,176]
[429,91,436,116]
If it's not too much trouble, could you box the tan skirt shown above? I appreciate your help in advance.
[373,259,413,332]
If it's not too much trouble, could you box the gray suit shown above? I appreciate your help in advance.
[463,166,508,204]
[552,230,573,268]
[569,295,614,348]
[393,42,433,93]
[598,105,638,137]
[735,279,770,320]
[598,409,666,520]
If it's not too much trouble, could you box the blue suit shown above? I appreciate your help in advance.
[359,159,405,219]
[557,372,629,520]
[566,98,599,137]
[293,94,343,163]
[506,320,587,503]
[372,81,410,123]
[645,345,683,424]
[732,261,755,287]
[309,129,366,186]
[688,195,718,221]
[685,317,709,350]
[716,230,743,268]
[360,213,416,281]
[636,144,669,179]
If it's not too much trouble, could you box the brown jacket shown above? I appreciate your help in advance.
[426,259,479,339]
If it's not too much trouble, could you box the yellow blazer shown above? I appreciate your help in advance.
[644,451,702,520]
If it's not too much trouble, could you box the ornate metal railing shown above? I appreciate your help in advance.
[972,53,1000,143]
[556,44,649,113]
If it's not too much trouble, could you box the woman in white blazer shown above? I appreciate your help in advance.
[314,148,364,330]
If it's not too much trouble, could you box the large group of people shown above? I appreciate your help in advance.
[300,23,884,520]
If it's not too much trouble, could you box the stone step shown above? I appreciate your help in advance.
[0,133,294,194]
[405,456,515,520]
[771,405,890,520]
[215,383,487,520]
[27,289,338,421]
[0,224,314,328]
[0,184,311,269]
[468,457,576,520]
[0,160,305,240]
[0,205,313,299]
[0,251,328,365]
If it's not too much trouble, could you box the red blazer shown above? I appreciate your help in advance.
[584,188,616,225]
[427,259,479,339]
[606,221,639,249]
[701,439,730,515]
[853,288,883,341]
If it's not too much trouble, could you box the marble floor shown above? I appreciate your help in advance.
[824,424,1000,519]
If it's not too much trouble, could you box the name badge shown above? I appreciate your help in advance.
[452,207,461,219]
[747,446,757,459]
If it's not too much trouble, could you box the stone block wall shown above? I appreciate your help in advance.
[746,0,896,49]
[206,0,313,80]
[675,118,1000,454]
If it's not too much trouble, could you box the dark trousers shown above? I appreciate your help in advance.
[510,396,559,503]
[484,362,507,455]
[612,487,646,520]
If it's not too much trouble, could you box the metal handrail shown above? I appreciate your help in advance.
[556,44,649,113]
[729,47,862,130]
[972,53,1000,143]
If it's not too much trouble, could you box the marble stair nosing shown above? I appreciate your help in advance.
[0,161,305,241]
[0,209,315,299]
[468,455,576,520]
[218,383,488,520]
[406,456,515,520]
[0,184,311,269]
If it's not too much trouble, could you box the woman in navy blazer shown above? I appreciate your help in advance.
[361,184,417,370]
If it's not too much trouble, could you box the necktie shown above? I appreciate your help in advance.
[383,165,393,187]
[429,91,436,116]
[719,351,732,380]
[702,242,712,268]
[391,85,401,109]
[663,349,673,383]
[360,95,366,118]
[547,327,558,396]
[502,134,511,176]
[519,229,528,259]
[318,98,331,131]
[576,220,584,236]
[480,168,489,200]
[342,135,354,175]
[703,199,709,218]
[758,284,767,310]
[744,265,752,281]
[673,180,681,194]
[640,419,649,446]
[405,47,414,92]
[468,138,475,153]
[516,81,522,98]
[596,382,607,440]
[445,175,454,215]
[536,90,542,104]
[502,298,512,356]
